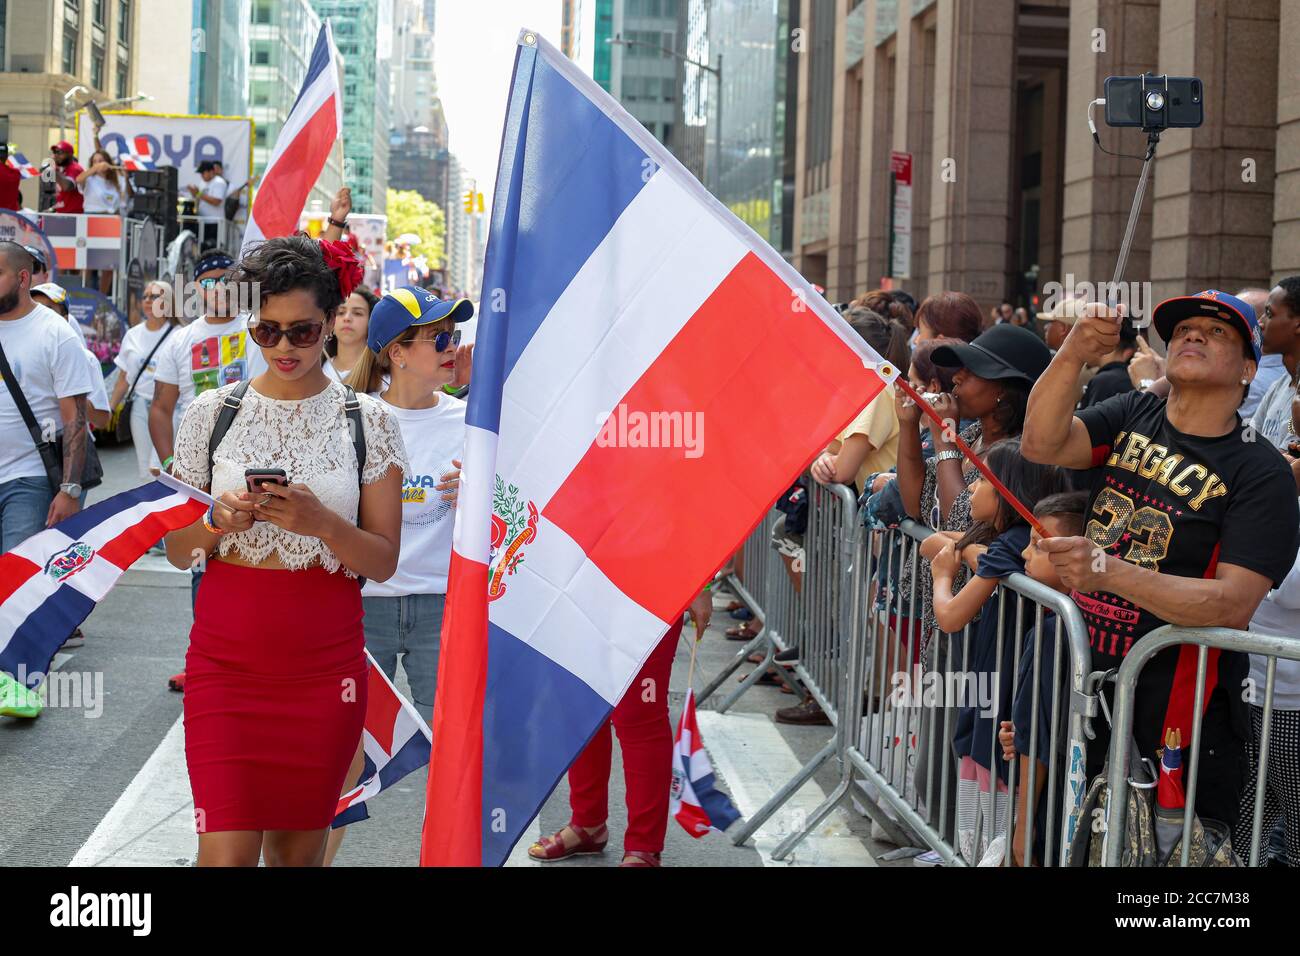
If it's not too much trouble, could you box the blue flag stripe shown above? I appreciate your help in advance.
[481,621,612,866]
[467,48,650,432]
[692,769,741,831]
[56,480,174,540]
[0,585,97,688]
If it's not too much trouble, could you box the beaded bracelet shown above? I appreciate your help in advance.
[201,503,226,535]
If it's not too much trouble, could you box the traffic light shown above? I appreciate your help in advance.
[463,190,485,214]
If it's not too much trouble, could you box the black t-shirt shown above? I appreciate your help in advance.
[1073,391,1299,821]
[1079,360,1134,408]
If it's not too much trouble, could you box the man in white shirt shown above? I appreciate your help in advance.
[1238,288,1287,420]
[0,241,95,549]
[188,161,228,250]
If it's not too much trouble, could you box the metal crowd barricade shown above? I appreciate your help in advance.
[696,481,858,847]
[1103,625,1300,867]
[767,517,1096,865]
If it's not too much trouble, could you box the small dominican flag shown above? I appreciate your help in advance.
[333,656,433,827]
[671,689,741,837]
[0,472,210,689]
[7,152,40,178]
[40,213,122,271]
[116,137,157,172]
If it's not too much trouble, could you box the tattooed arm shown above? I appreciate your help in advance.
[48,394,87,525]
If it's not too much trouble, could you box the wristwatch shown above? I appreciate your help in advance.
[328,216,348,229]
[935,450,964,464]
[59,482,82,499]
[1138,378,1155,392]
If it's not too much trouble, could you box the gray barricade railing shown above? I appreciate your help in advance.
[1103,625,1300,867]
[776,518,1096,866]
[696,480,858,847]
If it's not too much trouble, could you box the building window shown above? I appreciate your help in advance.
[116,64,128,99]
[91,48,105,89]
[118,0,131,43]
[253,0,272,24]
[255,127,267,146]
[93,0,106,26]
[63,25,79,74]
[252,40,271,65]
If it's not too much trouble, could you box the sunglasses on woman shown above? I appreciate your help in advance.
[411,328,462,352]
[248,319,325,348]
[197,276,226,289]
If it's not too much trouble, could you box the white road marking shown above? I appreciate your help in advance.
[697,710,875,867]
[70,715,196,867]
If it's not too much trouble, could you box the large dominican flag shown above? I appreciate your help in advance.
[241,22,343,255]
[0,473,209,688]
[40,214,121,271]
[420,30,896,867]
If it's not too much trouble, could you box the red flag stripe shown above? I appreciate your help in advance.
[93,499,209,569]
[543,251,886,622]
[0,552,42,606]
[249,98,339,240]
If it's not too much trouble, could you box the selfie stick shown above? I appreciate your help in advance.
[1111,129,1161,289]
[893,375,1049,538]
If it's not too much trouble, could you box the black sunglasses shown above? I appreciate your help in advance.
[248,319,325,348]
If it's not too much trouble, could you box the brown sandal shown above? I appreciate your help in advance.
[527,822,608,861]
[725,624,760,641]
[620,850,661,867]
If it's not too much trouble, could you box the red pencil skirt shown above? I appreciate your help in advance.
[184,560,368,833]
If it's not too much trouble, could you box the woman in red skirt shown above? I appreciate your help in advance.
[165,236,407,866]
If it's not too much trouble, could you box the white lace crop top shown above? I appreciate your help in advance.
[172,380,409,576]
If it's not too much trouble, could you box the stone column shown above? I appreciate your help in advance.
[1270,0,1300,283]
[926,0,1017,305]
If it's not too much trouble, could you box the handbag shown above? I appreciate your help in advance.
[117,323,174,443]
[0,337,104,492]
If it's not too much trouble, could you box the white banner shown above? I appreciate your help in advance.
[75,110,254,199]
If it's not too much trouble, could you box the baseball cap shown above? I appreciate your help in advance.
[930,323,1052,385]
[196,250,235,276]
[368,286,474,353]
[31,282,68,305]
[196,160,215,173]
[1152,289,1261,363]
[50,141,75,154]
[21,245,48,273]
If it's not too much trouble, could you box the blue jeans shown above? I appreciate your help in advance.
[0,476,54,553]
[362,592,445,723]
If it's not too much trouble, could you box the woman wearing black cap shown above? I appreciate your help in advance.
[891,322,1051,857]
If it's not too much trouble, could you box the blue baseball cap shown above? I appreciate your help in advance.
[368,286,474,352]
[1152,289,1261,363]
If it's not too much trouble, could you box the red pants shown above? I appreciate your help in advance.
[568,622,681,854]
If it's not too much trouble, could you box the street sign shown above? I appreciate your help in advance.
[889,150,912,279]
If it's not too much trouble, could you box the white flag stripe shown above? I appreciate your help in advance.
[496,170,747,512]
[486,514,667,705]
[450,424,498,564]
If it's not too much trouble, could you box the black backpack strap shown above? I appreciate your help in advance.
[207,379,252,479]
[343,385,366,489]
[124,323,174,406]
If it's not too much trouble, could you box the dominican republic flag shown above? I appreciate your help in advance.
[1158,727,1185,810]
[332,653,433,827]
[0,472,209,689]
[6,152,40,178]
[671,689,740,836]
[420,30,894,866]
[115,137,157,172]
[241,22,343,255]
[40,213,122,271]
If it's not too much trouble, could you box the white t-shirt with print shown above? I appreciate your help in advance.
[81,348,109,413]
[362,393,467,597]
[114,321,174,403]
[0,302,98,483]
[197,175,228,220]
[82,174,126,214]
[153,314,265,427]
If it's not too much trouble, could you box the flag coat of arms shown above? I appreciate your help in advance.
[421,30,894,866]
[6,152,40,178]
[0,474,209,688]
[40,213,122,271]
[671,689,740,836]
[241,22,343,254]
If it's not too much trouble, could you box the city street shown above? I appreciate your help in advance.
[2,441,899,868]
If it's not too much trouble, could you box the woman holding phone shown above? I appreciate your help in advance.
[165,235,407,867]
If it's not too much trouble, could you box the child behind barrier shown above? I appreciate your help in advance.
[996,491,1089,866]
[925,439,1068,863]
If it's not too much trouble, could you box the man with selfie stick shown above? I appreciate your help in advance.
[1022,294,1298,827]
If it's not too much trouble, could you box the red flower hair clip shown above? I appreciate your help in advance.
[318,238,364,301]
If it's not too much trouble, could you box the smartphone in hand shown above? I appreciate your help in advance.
[244,468,288,493]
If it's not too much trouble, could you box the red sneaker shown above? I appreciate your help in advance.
[167,671,186,693]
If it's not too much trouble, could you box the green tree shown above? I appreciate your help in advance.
[386,188,446,265]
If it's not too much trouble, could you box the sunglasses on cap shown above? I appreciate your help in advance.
[248,319,325,348]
